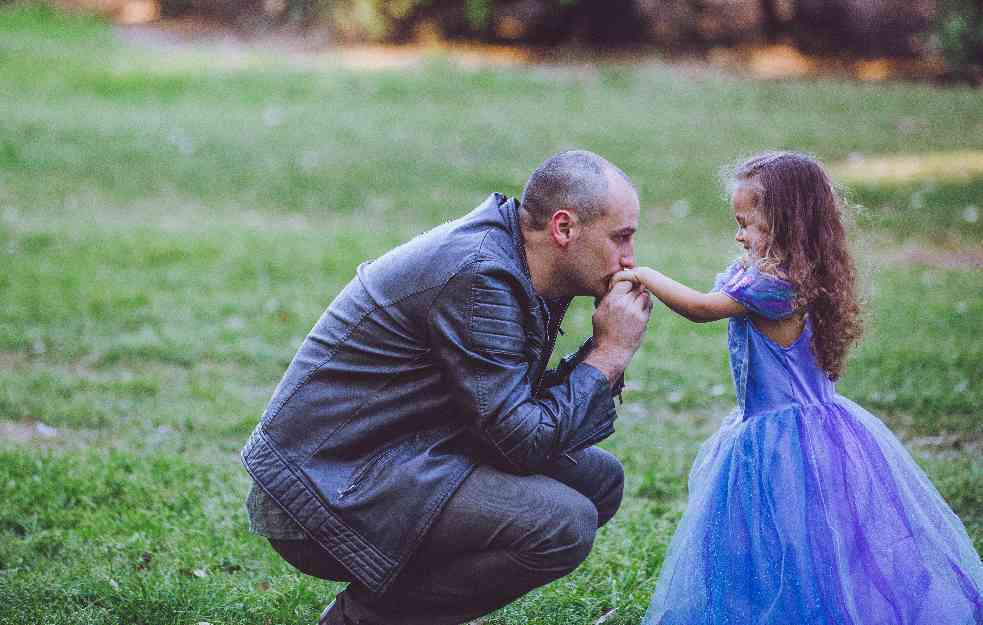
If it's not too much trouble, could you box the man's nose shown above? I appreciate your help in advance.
[620,253,635,269]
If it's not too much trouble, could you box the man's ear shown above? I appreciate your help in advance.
[548,210,577,249]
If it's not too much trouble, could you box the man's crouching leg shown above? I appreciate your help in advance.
[541,445,626,528]
[273,447,624,625]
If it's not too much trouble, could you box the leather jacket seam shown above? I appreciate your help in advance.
[297,348,433,466]
[421,223,533,473]
[264,279,451,429]
[437,254,529,475]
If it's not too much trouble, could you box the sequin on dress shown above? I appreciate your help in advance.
[641,261,983,625]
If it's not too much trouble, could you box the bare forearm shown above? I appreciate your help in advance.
[583,347,631,384]
[631,267,738,322]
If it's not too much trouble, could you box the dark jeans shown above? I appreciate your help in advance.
[270,446,625,625]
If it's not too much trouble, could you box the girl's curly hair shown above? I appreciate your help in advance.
[733,152,863,380]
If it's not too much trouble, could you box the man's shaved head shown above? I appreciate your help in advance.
[520,150,635,230]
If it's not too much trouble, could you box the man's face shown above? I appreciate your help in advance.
[564,176,639,298]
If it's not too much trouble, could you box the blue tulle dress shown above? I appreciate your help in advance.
[642,261,983,625]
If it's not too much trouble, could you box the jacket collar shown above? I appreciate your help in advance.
[497,193,573,314]
[496,193,534,283]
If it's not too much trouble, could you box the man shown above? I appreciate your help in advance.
[241,150,652,624]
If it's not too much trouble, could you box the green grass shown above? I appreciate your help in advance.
[0,4,981,624]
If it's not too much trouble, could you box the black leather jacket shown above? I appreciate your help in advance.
[241,193,622,593]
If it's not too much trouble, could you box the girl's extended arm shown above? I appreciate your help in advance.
[614,267,747,323]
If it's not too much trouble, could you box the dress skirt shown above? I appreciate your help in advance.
[642,398,983,625]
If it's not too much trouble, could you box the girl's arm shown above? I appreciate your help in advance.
[613,267,746,323]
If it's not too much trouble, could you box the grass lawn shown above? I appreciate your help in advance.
[0,5,981,624]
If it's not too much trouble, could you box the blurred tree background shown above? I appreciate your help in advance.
[68,0,982,82]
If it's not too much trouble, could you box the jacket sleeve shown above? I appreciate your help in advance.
[428,259,618,474]
[537,336,625,401]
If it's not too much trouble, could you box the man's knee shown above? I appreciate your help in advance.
[516,484,598,578]
[592,449,625,527]
[542,446,625,528]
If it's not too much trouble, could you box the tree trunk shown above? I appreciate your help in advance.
[759,0,783,43]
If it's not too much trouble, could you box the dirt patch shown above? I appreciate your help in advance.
[0,420,80,447]
[879,241,983,271]
[111,19,949,83]
[907,431,983,458]
[0,419,165,453]
[113,21,625,74]
[709,44,944,82]
[114,16,329,53]
[0,351,25,372]
[830,151,983,186]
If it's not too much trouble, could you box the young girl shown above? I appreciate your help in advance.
[620,152,983,625]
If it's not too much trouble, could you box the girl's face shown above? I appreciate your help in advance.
[731,182,770,260]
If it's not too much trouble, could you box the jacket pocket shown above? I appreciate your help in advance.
[338,445,401,498]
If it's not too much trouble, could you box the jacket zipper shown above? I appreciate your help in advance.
[532,299,580,465]
[338,446,399,498]
[533,298,571,394]
[562,420,616,461]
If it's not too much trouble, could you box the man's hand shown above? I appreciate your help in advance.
[584,280,652,384]
[608,269,639,292]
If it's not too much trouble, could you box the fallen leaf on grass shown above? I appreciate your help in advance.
[136,551,153,571]
[593,608,617,625]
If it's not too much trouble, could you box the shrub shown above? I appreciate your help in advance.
[324,0,648,45]
[936,0,983,83]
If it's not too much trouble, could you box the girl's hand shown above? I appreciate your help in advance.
[609,269,639,292]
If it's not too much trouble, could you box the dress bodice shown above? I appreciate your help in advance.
[713,260,835,418]
[743,318,835,415]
